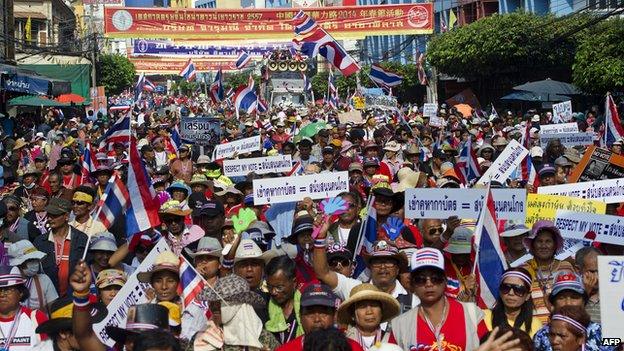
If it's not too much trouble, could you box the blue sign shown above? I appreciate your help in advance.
[132,40,292,57]
[2,74,50,95]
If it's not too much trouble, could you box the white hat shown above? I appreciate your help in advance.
[410,248,445,273]
[383,140,401,152]
[531,146,544,158]
[443,227,473,254]
[90,231,118,252]
[501,220,530,238]
[233,239,275,264]
[185,237,222,258]
[8,240,46,266]
[531,114,540,122]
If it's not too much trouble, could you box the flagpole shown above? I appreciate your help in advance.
[472,180,491,274]
[604,93,609,147]
[81,174,116,260]
[353,193,373,262]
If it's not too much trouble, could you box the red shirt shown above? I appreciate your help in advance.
[388,298,488,351]
[276,335,364,351]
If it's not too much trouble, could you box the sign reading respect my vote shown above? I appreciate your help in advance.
[223,155,292,177]
[555,210,624,246]
[477,139,528,185]
[526,193,606,227]
[404,188,526,221]
[212,135,261,160]
[253,171,349,205]
[537,177,624,204]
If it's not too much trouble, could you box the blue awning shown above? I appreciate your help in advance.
[2,73,50,95]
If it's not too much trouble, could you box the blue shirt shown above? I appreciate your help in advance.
[533,321,615,351]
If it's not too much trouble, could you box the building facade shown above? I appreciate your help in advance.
[12,0,75,50]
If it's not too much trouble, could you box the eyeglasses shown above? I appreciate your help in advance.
[163,216,184,224]
[267,285,287,293]
[370,260,397,269]
[411,274,446,286]
[328,258,351,268]
[428,227,444,235]
[499,283,528,296]
[73,201,89,207]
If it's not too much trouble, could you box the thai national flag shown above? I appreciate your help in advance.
[143,78,156,92]
[99,114,133,150]
[179,59,197,82]
[97,173,130,229]
[454,138,480,185]
[328,70,338,110]
[303,73,312,92]
[134,73,145,101]
[166,125,182,156]
[80,143,98,184]
[370,64,403,88]
[125,138,161,238]
[352,195,377,278]
[235,52,252,70]
[473,186,508,308]
[209,68,224,104]
[178,256,206,308]
[257,97,268,113]
[287,161,302,176]
[292,10,319,35]
[233,76,258,115]
[604,94,624,146]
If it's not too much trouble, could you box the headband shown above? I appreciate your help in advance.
[552,314,587,335]
[501,270,532,287]
[73,191,93,204]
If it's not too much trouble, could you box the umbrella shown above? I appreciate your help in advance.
[298,121,328,138]
[453,103,473,117]
[500,91,569,102]
[8,95,68,107]
[513,78,581,96]
[56,93,86,104]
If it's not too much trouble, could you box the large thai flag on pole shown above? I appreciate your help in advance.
[179,59,197,82]
[125,138,161,238]
[233,75,258,116]
[604,94,624,146]
[472,185,508,309]
[80,143,98,184]
[454,138,480,185]
[134,73,145,101]
[328,70,338,110]
[143,78,156,92]
[235,52,252,70]
[97,173,130,229]
[178,256,207,308]
[99,114,132,150]
[292,10,319,35]
[370,64,403,88]
[209,68,224,104]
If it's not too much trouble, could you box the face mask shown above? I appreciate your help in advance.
[22,261,40,277]
[24,183,36,189]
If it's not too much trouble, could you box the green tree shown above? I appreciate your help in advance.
[171,80,199,95]
[573,18,624,94]
[97,54,135,95]
[426,11,581,101]
[224,72,260,90]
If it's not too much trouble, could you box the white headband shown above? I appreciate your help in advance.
[501,270,532,287]
[552,314,587,335]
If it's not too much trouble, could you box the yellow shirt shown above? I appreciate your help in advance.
[483,309,543,337]
[70,218,107,237]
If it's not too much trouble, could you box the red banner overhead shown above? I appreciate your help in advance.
[104,4,433,40]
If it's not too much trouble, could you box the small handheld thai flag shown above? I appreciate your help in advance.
[370,64,403,88]
[99,114,133,150]
[97,173,130,229]
[604,94,624,146]
[80,143,98,184]
[257,97,268,113]
[454,138,480,185]
[473,185,508,309]
[209,68,224,104]
[235,52,252,70]
[328,70,338,109]
[352,195,377,278]
[178,256,207,308]
[143,78,156,92]
[179,59,197,82]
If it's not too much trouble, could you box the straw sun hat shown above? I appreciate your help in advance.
[336,283,400,325]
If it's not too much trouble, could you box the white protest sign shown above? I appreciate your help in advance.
[598,255,624,339]
[429,115,444,128]
[422,103,437,117]
[540,122,579,135]
[477,139,528,185]
[539,132,595,148]
[212,135,261,160]
[253,171,349,205]
[404,188,526,221]
[223,155,292,177]
[552,101,573,123]
[554,210,624,246]
[93,239,172,347]
[537,177,624,204]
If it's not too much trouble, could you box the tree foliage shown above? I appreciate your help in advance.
[573,18,624,94]
[224,72,261,90]
[97,54,135,96]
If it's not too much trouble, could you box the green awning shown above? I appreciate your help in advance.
[8,95,68,107]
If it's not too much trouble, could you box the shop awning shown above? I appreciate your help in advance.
[0,63,71,96]
[8,95,68,107]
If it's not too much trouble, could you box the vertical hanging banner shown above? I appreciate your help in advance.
[104,4,434,40]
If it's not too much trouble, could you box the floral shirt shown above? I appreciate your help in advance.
[533,321,615,351]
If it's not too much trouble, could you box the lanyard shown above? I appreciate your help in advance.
[54,232,68,266]
[8,218,19,234]
[356,328,382,350]
[280,317,297,344]
[420,298,448,351]
[0,308,22,350]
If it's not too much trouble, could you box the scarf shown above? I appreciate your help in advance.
[222,303,263,349]
[265,289,304,337]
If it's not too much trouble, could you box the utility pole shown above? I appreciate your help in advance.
[1,0,16,63]
[91,32,97,90]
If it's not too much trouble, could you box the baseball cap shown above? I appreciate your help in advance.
[192,200,225,217]
[538,164,556,177]
[300,284,339,308]
[96,269,127,289]
[443,227,473,254]
[326,243,352,262]
[46,198,73,216]
[410,248,445,273]
[549,271,586,303]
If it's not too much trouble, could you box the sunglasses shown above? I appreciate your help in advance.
[412,274,446,286]
[73,201,89,207]
[428,227,443,235]
[499,282,528,296]
[328,258,351,268]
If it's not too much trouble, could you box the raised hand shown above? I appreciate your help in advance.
[232,208,257,234]
[319,197,349,216]
[69,260,92,293]
[382,216,405,241]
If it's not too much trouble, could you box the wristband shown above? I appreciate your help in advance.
[72,290,90,298]
[222,258,234,269]
[73,295,90,307]
[313,239,326,248]
[74,304,91,311]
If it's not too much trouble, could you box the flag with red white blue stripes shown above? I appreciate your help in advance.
[178,256,207,308]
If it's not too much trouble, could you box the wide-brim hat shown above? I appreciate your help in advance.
[233,239,276,264]
[184,237,223,258]
[189,174,211,187]
[106,304,170,344]
[36,298,106,335]
[8,240,46,266]
[90,165,113,177]
[159,200,192,218]
[12,138,28,150]
[383,141,401,152]
[137,251,180,283]
[0,266,26,287]
[523,220,564,252]
[198,274,265,307]
[501,221,530,238]
[395,168,421,192]
[336,283,400,325]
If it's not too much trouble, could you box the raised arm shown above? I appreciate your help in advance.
[71,261,106,351]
